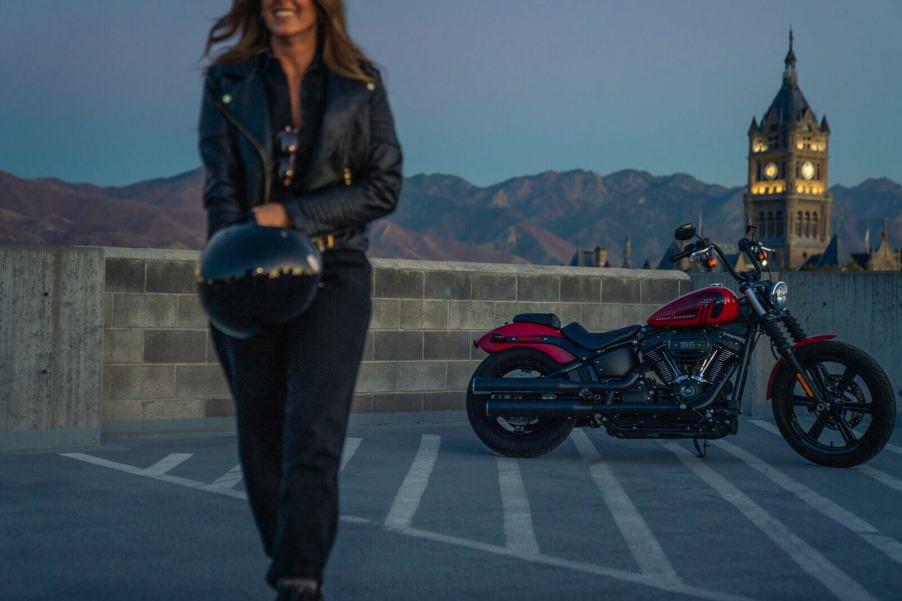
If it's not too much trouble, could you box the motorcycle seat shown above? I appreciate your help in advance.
[561,323,641,351]
[512,313,561,329]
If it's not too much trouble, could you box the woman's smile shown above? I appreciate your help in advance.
[263,0,317,39]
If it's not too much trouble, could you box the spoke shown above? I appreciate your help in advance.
[840,403,873,414]
[807,414,827,441]
[792,395,817,408]
[834,417,858,445]
[835,367,856,394]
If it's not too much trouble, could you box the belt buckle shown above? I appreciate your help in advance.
[313,233,335,252]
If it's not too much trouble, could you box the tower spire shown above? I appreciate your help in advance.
[784,27,797,80]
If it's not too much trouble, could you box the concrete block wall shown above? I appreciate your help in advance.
[101,248,231,423]
[100,249,690,421]
[354,259,691,414]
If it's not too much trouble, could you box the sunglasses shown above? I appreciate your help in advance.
[276,125,300,187]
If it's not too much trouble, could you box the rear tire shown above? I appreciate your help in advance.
[467,348,574,458]
[772,341,896,468]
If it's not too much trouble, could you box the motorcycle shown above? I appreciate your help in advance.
[467,222,896,467]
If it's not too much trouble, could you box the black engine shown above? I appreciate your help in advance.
[638,328,744,404]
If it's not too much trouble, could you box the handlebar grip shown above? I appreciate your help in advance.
[669,250,690,262]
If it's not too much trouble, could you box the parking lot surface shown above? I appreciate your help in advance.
[2,414,902,601]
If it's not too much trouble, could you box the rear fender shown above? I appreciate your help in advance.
[475,322,578,364]
[766,335,837,399]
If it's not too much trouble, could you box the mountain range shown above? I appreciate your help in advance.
[1,168,900,267]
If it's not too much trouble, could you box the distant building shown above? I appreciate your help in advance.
[744,30,832,270]
[866,220,902,271]
[799,219,900,271]
[569,245,609,267]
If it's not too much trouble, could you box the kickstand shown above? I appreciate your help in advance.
[692,438,708,458]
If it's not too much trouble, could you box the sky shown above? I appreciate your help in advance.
[1,0,901,188]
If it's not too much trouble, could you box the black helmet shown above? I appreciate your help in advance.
[196,217,323,339]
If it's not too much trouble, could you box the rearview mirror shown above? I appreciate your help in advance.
[674,223,696,241]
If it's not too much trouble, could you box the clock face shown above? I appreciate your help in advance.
[764,163,778,180]
[801,161,816,180]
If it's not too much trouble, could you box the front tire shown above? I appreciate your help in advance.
[772,341,896,468]
[467,348,574,458]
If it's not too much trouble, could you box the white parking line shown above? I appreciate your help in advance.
[144,453,193,475]
[341,437,362,472]
[496,457,540,556]
[664,442,878,601]
[749,419,781,437]
[751,418,902,497]
[204,463,243,492]
[753,418,902,455]
[400,526,755,601]
[383,434,440,532]
[858,465,902,494]
[715,438,902,566]
[571,430,679,582]
[59,452,369,524]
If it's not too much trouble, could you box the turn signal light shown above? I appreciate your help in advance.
[757,250,767,262]
[705,257,718,269]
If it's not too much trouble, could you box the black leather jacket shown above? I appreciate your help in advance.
[198,52,403,251]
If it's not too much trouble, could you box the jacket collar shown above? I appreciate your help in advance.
[214,43,367,174]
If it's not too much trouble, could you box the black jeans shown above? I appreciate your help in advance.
[209,248,372,588]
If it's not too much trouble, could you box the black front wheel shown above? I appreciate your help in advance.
[467,348,574,458]
[772,341,896,468]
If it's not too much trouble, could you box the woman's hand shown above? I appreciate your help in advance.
[251,203,292,228]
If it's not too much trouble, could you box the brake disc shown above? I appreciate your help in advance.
[825,373,866,429]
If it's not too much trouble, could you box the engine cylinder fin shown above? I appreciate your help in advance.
[645,347,676,384]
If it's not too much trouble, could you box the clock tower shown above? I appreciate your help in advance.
[745,30,832,270]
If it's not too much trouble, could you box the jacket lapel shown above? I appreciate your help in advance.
[307,70,366,178]
[218,59,273,165]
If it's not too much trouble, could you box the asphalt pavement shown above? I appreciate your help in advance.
[2,414,902,601]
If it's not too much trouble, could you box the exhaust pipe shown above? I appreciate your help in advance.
[485,399,687,417]
[483,364,738,418]
[471,369,641,396]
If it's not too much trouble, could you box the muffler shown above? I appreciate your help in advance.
[471,368,640,396]
[482,363,738,418]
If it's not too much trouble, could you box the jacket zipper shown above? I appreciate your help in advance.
[217,101,273,205]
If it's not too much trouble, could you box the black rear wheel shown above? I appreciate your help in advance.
[467,348,574,458]
[772,341,896,468]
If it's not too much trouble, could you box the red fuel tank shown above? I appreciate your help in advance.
[647,285,741,328]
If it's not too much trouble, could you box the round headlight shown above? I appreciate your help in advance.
[769,281,788,308]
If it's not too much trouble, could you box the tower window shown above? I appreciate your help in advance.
[804,212,811,238]
[796,211,803,237]
[776,211,784,237]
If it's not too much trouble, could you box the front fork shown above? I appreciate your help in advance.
[759,313,828,404]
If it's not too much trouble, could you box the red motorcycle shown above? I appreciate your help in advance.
[467,222,896,467]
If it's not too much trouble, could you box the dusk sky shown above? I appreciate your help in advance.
[1,0,900,188]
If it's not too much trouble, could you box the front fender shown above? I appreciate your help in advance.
[766,335,836,399]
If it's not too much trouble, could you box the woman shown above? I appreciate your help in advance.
[199,1,402,599]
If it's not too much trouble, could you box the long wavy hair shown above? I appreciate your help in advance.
[203,0,373,83]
